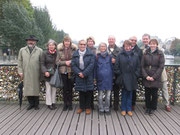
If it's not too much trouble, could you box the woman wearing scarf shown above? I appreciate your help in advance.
[95,42,113,114]
[115,40,140,116]
[71,40,95,115]
[41,39,57,110]
[141,39,165,115]
[56,36,77,111]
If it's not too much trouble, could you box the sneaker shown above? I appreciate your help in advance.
[127,111,133,116]
[165,105,171,112]
[85,109,91,115]
[121,111,126,116]
[77,109,83,114]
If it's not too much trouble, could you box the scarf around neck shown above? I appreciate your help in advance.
[78,49,86,70]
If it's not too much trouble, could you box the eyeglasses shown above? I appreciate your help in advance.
[130,39,137,42]
[80,44,86,45]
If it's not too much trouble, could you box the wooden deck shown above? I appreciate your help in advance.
[0,102,179,135]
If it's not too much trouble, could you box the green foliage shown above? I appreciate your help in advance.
[170,38,180,56]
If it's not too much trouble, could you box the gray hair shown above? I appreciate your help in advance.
[108,35,116,40]
[142,33,150,39]
[46,39,57,48]
[98,42,107,51]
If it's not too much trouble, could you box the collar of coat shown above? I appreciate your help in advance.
[145,47,163,55]
[120,49,134,56]
[57,43,78,51]
[24,46,39,54]
[73,48,93,57]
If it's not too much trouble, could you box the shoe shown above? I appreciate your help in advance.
[149,109,155,116]
[63,105,68,111]
[132,105,135,111]
[99,111,104,115]
[27,105,34,110]
[165,105,171,112]
[48,105,54,110]
[127,111,133,116]
[52,104,57,109]
[85,109,91,115]
[77,109,83,114]
[145,109,149,115]
[121,111,126,116]
[34,106,40,110]
[68,105,73,111]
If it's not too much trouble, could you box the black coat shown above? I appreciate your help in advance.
[115,49,140,91]
[41,50,57,82]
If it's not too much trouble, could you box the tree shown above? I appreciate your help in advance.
[170,38,180,56]
[0,1,43,53]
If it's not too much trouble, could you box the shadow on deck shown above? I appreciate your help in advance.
[0,102,179,135]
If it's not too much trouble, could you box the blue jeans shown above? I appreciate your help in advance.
[98,90,111,112]
[121,89,132,111]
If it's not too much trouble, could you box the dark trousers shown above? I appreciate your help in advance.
[79,91,92,109]
[27,96,39,107]
[113,83,120,108]
[61,74,73,106]
[90,91,94,109]
[145,87,158,110]
[132,90,136,106]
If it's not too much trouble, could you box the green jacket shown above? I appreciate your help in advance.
[18,46,43,96]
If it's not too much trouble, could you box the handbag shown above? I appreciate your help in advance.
[49,66,63,88]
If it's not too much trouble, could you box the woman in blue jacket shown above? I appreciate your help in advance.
[95,42,113,114]
[71,39,95,115]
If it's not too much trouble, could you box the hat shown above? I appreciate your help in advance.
[25,35,39,42]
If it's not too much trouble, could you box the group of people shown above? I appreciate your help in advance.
[18,33,171,117]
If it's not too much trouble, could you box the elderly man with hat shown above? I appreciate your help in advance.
[18,35,43,110]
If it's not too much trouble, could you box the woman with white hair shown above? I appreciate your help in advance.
[41,39,57,110]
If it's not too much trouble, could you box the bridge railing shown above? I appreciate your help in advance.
[0,64,179,105]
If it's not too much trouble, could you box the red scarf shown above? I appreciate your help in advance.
[49,49,56,54]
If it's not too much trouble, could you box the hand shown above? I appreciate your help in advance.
[19,73,23,79]
[149,77,154,81]
[66,60,71,66]
[112,58,116,63]
[79,72,84,78]
[146,76,151,81]
[45,72,50,77]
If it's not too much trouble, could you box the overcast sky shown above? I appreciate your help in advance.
[30,0,180,44]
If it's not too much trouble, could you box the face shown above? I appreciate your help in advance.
[64,40,71,48]
[130,37,137,47]
[78,40,87,51]
[108,37,116,48]
[27,40,36,46]
[124,44,132,51]
[142,36,150,46]
[87,39,94,48]
[99,44,107,52]
[149,41,158,51]
[48,43,56,51]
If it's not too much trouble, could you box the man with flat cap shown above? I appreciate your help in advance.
[18,35,43,110]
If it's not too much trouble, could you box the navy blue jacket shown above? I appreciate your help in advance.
[115,49,140,91]
[71,48,95,91]
[95,53,113,91]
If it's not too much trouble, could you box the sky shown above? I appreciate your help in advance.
[30,0,180,45]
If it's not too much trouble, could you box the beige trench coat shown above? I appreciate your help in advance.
[18,46,43,96]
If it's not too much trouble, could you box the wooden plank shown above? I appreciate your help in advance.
[116,110,132,135]
[91,105,99,135]
[67,104,80,135]
[76,109,86,135]
[131,108,148,135]
[19,104,47,135]
[84,108,92,135]
[0,105,27,134]
[51,105,69,135]
[0,104,17,117]
[111,110,123,135]
[99,111,107,135]
[42,105,63,135]
[135,104,156,135]
[10,105,42,135]
[59,104,77,135]
[137,104,164,135]
[125,113,140,135]
[154,107,179,135]
[105,112,115,135]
